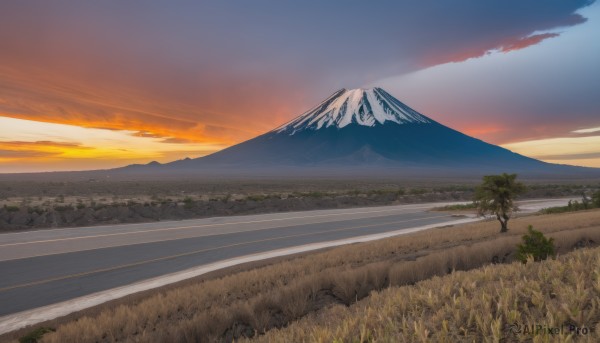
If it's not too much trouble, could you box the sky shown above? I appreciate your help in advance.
[0,0,599,172]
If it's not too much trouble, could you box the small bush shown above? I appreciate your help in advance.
[592,190,600,207]
[304,191,327,198]
[432,202,477,211]
[4,204,20,212]
[516,225,555,263]
[183,196,195,208]
[247,194,267,201]
[409,188,427,195]
[53,205,73,212]
[19,327,55,343]
[540,206,573,214]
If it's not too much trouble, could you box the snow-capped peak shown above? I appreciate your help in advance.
[275,87,432,135]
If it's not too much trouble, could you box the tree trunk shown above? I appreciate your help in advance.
[497,214,509,233]
[500,219,508,233]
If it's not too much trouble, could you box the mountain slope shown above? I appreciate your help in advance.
[275,87,431,134]
[166,88,544,170]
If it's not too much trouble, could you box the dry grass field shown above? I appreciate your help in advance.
[5,209,599,343]
[253,243,600,342]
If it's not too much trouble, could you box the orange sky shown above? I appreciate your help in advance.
[1,1,599,172]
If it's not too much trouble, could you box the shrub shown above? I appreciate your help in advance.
[247,194,267,201]
[183,196,195,208]
[409,188,426,195]
[19,327,55,343]
[4,204,20,212]
[516,225,555,263]
[432,202,477,211]
[592,190,600,208]
[304,191,326,198]
[53,205,74,212]
[541,194,600,214]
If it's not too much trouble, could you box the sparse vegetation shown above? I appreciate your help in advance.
[6,210,598,343]
[0,180,478,232]
[593,190,600,207]
[3,205,19,212]
[0,178,597,232]
[431,202,477,211]
[18,327,55,343]
[541,192,600,214]
[475,173,526,233]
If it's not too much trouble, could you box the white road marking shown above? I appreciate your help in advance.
[0,214,451,292]
[0,216,477,335]
[0,205,437,247]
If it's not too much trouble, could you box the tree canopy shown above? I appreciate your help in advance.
[474,173,526,233]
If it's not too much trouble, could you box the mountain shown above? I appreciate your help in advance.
[122,87,595,178]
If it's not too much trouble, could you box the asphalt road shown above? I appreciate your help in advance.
[0,198,571,321]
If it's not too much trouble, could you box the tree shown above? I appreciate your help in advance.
[474,173,526,233]
[581,192,590,209]
[515,225,555,263]
[592,190,600,208]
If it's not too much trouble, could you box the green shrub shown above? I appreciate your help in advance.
[540,205,573,214]
[247,194,267,201]
[4,205,20,212]
[540,194,600,214]
[54,205,74,212]
[432,202,477,211]
[27,206,45,215]
[304,191,326,198]
[19,327,55,343]
[516,225,555,263]
[409,188,427,195]
[593,190,600,208]
[183,196,195,208]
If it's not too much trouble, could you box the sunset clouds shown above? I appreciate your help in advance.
[0,0,597,172]
[0,117,226,172]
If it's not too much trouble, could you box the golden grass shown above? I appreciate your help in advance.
[253,246,600,343]
[9,210,599,343]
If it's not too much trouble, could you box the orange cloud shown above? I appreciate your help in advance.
[461,125,506,137]
[498,33,560,53]
[0,140,92,162]
[422,32,563,67]
[0,116,233,172]
[0,66,287,149]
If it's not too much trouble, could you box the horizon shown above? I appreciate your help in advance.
[1,1,599,173]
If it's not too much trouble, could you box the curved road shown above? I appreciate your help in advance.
[0,198,571,333]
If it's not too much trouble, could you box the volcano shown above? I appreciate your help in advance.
[125,87,593,177]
